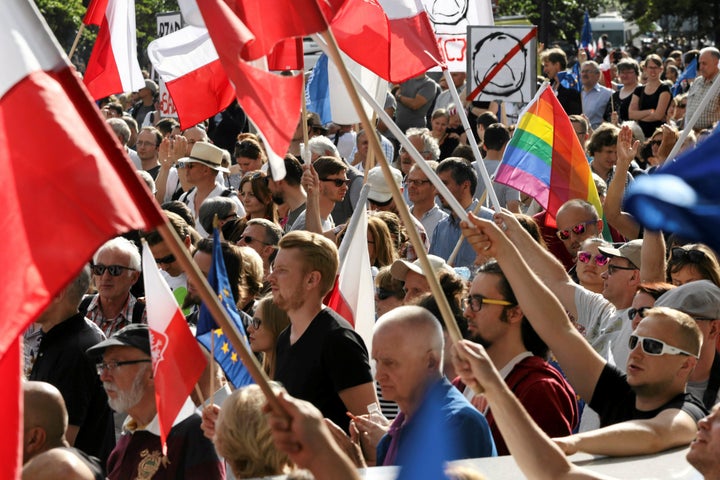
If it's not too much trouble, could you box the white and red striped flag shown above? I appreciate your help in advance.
[326,187,375,351]
[142,243,207,452]
[83,0,145,99]
[331,0,444,83]
[147,26,235,130]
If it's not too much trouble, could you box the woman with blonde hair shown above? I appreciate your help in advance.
[247,295,290,378]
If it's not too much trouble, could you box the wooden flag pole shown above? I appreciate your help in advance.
[317,29,464,346]
[301,73,311,165]
[68,24,85,60]
[156,222,288,418]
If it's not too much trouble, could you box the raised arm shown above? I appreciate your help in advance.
[605,125,641,239]
[461,213,606,402]
[452,341,609,480]
[640,230,666,283]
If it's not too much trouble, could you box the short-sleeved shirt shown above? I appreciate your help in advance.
[396,76,439,132]
[30,314,115,464]
[429,201,493,268]
[582,83,613,129]
[274,308,373,431]
[590,364,707,427]
[686,72,720,130]
[633,83,672,138]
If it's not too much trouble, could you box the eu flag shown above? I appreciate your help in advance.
[624,128,720,254]
[672,57,697,96]
[580,10,593,54]
[196,228,254,388]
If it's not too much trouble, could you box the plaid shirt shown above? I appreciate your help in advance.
[686,72,720,129]
[84,293,146,337]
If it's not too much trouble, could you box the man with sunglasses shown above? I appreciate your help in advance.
[554,199,604,260]
[291,156,349,236]
[87,325,224,479]
[655,280,720,410]
[30,266,115,465]
[81,237,145,337]
[461,212,706,457]
[459,260,579,455]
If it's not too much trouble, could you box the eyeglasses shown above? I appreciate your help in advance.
[135,141,157,148]
[319,177,350,187]
[96,359,151,375]
[628,334,697,358]
[627,306,650,321]
[376,287,399,301]
[556,220,597,240]
[671,247,707,264]
[176,160,196,169]
[239,235,271,246]
[678,103,687,108]
[406,179,431,187]
[249,317,262,329]
[607,264,637,275]
[464,294,515,312]
[153,254,176,265]
[577,251,610,266]
[91,264,135,276]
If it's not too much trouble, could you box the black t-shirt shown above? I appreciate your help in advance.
[590,364,707,427]
[30,314,115,464]
[275,308,373,431]
[633,83,672,138]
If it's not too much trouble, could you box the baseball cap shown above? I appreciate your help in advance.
[390,255,453,281]
[598,239,643,269]
[86,324,151,357]
[367,166,402,204]
[179,142,230,173]
[655,280,720,320]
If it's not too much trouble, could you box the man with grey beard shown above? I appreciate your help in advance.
[88,324,224,479]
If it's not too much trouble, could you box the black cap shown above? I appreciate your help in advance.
[86,324,151,357]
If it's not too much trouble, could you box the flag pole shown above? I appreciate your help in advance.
[316,30,464,347]
[447,191,487,266]
[301,72,311,165]
[362,112,378,183]
[156,222,288,418]
[441,67,502,212]
[68,24,85,59]
[664,71,720,163]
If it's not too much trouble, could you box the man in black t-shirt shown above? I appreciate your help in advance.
[460,212,707,457]
[29,266,115,465]
[269,231,376,431]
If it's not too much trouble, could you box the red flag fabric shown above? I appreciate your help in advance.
[147,26,235,129]
[267,38,304,71]
[196,0,306,178]
[221,0,344,61]
[0,338,22,480]
[83,0,145,99]
[331,0,444,83]
[83,0,110,26]
[1,0,164,362]
[142,244,207,451]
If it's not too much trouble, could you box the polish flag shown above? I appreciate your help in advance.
[147,26,235,130]
[2,0,164,473]
[267,38,304,71]
[196,0,311,181]
[0,339,21,480]
[325,187,375,351]
[83,0,145,99]
[330,0,444,83]
[142,244,207,451]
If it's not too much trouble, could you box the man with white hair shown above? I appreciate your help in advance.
[81,237,145,337]
[685,47,720,130]
[107,117,141,169]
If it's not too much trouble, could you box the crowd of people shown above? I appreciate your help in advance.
[20,39,720,480]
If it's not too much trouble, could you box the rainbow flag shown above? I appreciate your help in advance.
[495,84,602,227]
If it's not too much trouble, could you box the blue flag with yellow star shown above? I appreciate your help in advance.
[196,228,254,388]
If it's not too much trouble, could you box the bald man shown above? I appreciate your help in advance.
[372,306,496,465]
[22,381,104,479]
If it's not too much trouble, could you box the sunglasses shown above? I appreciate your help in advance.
[627,306,650,321]
[239,235,271,246]
[91,264,135,276]
[556,220,597,240]
[577,251,610,266]
[154,254,176,264]
[650,140,662,147]
[319,177,351,187]
[464,294,515,312]
[678,103,687,108]
[628,334,697,358]
[607,264,637,275]
[376,287,399,300]
[671,247,707,263]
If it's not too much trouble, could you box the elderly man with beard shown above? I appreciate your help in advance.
[88,324,224,479]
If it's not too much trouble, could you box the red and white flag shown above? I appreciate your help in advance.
[147,26,235,130]
[142,243,207,451]
[83,0,145,99]
[2,0,165,474]
[326,189,375,351]
[0,339,22,480]
[331,0,444,83]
